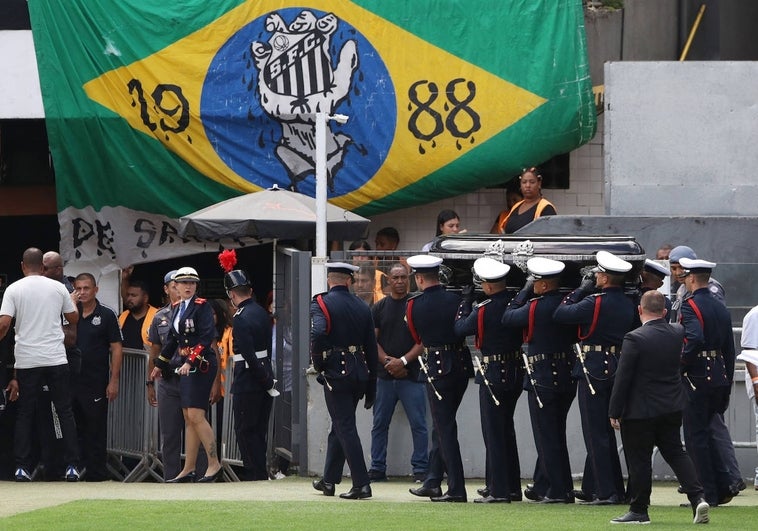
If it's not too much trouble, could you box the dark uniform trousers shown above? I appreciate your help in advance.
[529,386,576,499]
[322,381,369,488]
[233,389,273,480]
[424,370,468,497]
[480,382,522,498]
[683,385,731,504]
[576,378,625,499]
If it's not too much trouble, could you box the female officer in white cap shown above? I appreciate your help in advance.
[553,251,635,505]
[160,267,222,483]
[502,257,577,503]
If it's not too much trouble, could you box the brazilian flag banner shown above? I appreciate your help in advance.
[29,0,595,267]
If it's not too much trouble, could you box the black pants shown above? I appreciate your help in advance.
[233,390,273,480]
[426,375,468,497]
[529,387,575,499]
[622,411,704,513]
[480,384,522,498]
[15,364,79,470]
[72,384,108,480]
[577,380,625,499]
[323,383,369,488]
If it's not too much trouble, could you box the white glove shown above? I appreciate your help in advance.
[267,379,280,397]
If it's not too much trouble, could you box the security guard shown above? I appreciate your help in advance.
[502,257,577,503]
[406,255,473,503]
[553,251,635,504]
[225,267,278,481]
[454,258,523,503]
[311,262,378,500]
[678,257,736,506]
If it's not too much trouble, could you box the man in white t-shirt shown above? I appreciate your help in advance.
[0,248,82,482]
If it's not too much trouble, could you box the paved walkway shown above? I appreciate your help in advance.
[0,477,755,518]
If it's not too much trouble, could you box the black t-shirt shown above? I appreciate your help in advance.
[121,313,145,350]
[505,202,557,233]
[76,300,123,386]
[371,294,419,380]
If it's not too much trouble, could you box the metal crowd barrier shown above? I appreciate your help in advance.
[219,359,243,481]
[106,348,162,482]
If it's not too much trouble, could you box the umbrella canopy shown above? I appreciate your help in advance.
[178,185,370,241]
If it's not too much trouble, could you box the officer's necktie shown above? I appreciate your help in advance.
[179,300,187,319]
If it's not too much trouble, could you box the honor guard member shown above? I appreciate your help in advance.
[406,255,473,503]
[454,258,524,503]
[632,260,672,329]
[669,246,726,324]
[311,261,378,500]
[671,247,744,497]
[678,257,736,506]
[159,267,222,483]
[553,251,634,504]
[502,257,577,503]
[225,267,278,481]
[148,269,206,481]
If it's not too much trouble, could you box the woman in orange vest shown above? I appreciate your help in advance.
[491,167,557,234]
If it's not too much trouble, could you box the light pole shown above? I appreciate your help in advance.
[312,112,349,295]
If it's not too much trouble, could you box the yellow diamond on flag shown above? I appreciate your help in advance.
[84,0,546,210]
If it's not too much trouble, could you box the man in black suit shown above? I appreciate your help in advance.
[608,291,709,525]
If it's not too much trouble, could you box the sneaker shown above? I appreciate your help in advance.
[65,465,81,482]
[610,511,650,524]
[413,472,426,483]
[693,500,709,524]
[15,467,32,482]
[367,469,387,482]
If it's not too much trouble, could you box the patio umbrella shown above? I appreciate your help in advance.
[178,185,370,241]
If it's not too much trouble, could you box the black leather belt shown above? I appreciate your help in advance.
[582,344,618,354]
[527,352,568,364]
[424,343,462,354]
[482,352,520,363]
[321,345,363,360]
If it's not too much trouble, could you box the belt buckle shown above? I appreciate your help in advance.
[348,346,357,353]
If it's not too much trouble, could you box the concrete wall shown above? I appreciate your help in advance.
[0,31,43,118]
[305,371,756,481]
[605,61,758,216]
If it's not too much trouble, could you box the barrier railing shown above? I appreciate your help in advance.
[106,348,162,482]
[219,360,243,481]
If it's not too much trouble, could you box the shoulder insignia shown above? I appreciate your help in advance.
[194,297,207,304]
[708,285,719,294]
[171,301,181,308]
[407,292,423,300]
[312,291,328,302]
[478,299,493,307]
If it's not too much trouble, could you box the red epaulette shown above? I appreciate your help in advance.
[194,297,207,304]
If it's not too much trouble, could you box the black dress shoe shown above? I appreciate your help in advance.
[476,487,490,497]
[313,478,335,496]
[733,479,747,492]
[510,492,523,502]
[196,469,221,483]
[409,485,442,498]
[367,469,387,482]
[166,471,196,483]
[541,496,574,504]
[610,511,650,524]
[572,489,592,502]
[431,493,467,502]
[339,484,372,499]
[474,495,510,503]
[587,494,621,506]
[524,486,544,502]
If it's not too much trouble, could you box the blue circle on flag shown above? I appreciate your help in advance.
[201,8,395,198]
